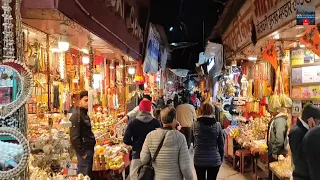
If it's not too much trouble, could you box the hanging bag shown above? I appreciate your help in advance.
[269,67,282,112]
[279,72,293,108]
[138,131,167,180]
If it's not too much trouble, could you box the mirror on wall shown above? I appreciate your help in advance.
[0,65,22,105]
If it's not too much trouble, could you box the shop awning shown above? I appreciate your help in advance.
[22,0,143,60]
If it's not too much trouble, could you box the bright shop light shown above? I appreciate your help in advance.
[58,35,69,51]
[58,42,69,51]
[169,27,173,31]
[81,48,89,54]
[248,56,257,61]
[300,44,305,48]
[274,33,280,40]
[82,56,90,64]
[50,48,61,53]
[93,74,101,89]
[128,67,135,75]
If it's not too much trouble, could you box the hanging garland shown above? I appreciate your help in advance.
[89,45,94,89]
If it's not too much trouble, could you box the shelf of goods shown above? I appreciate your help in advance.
[27,109,129,179]
[269,155,292,180]
[227,115,271,155]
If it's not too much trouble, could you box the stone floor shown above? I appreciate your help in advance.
[189,148,252,180]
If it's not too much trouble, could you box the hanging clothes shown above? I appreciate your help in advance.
[53,85,60,109]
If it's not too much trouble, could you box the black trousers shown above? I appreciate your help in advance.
[180,127,191,148]
[195,165,220,180]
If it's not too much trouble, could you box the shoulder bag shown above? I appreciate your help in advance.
[138,131,167,180]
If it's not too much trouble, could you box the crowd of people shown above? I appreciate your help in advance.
[68,90,320,180]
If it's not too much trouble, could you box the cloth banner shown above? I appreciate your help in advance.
[263,40,278,70]
[143,27,160,73]
[168,69,189,77]
[300,25,320,57]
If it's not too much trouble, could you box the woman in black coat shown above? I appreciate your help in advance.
[192,103,224,180]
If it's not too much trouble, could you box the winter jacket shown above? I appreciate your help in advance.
[123,111,161,159]
[140,127,194,180]
[289,119,309,180]
[267,114,288,155]
[176,103,197,127]
[303,127,320,180]
[192,116,224,167]
[70,108,96,156]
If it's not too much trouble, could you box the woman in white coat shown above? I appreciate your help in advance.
[140,107,194,180]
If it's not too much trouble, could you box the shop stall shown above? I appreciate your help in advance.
[19,5,141,179]
[215,0,320,179]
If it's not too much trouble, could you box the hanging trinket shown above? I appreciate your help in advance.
[2,0,15,59]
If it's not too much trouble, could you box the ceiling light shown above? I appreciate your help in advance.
[81,48,89,54]
[128,67,135,75]
[58,35,69,51]
[109,60,115,69]
[50,43,61,53]
[82,56,90,64]
[169,27,173,31]
[170,43,178,46]
[300,44,305,48]
[274,33,280,40]
[248,56,257,61]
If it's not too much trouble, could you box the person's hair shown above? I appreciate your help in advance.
[160,107,176,124]
[198,103,214,116]
[182,92,190,103]
[153,109,161,120]
[143,94,152,101]
[302,103,320,121]
[167,99,172,105]
[79,90,88,100]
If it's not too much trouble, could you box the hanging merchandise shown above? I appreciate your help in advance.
[269,67,282,112]
[263,40,278,70]
[300,25,320,56]
[135,59,144,85]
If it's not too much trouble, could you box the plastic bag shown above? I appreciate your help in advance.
[279,71,293,108]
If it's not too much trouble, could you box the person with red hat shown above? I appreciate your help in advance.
[123,98,161,180]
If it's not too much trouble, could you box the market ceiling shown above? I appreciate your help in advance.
[150,0,228,70]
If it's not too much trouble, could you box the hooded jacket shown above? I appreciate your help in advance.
[140,127,194,180]
[123,111,161,159]
[70,107,96,156]
[267,114,288,155]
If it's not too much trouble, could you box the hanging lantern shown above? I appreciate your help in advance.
[135,59,144,85]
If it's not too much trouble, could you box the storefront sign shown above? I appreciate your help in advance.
[222,1,253,55]
[143,27,160,73]
[253,0,320,39]
[102,0,143,42]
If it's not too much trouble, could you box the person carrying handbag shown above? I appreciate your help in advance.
[139,107,194,180]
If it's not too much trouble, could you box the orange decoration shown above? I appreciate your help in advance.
[135,59,145,85]
[300,25,320,57]
[263,40,278,70]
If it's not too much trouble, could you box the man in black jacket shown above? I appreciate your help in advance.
[70,91,96,178]
[302,105,320,180]
[289,104,320,180]
[123,99,161,180]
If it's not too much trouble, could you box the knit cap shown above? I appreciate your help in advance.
[139,99,152,112]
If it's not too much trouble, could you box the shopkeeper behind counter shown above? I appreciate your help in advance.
[69,91,96,178]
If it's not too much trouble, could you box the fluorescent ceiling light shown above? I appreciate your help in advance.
[81,49,89,54]
[300,44,305,48]
[82,56,90,64]
[169,27,173,31]
[170,43,178,46]
[248,56,257,61]
[274,33,280,40]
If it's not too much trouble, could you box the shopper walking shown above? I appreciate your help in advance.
[289,104,320,180]
[123,99,161,180]
[176,92,197,148]
[192,103,224,180]
[69,91,96,178]
[140,107,194,180]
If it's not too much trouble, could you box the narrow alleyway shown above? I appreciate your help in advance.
[189,148,252,180]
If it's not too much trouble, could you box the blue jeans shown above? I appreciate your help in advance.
[76,149,94,178]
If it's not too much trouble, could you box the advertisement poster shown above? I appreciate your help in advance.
[302,66,314,83]
[292,87,302,99]
[292,101,302,116]
[313,67,320,82]
[143,26,160,74]
[292,68,302,83]
[291,48,305,65]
